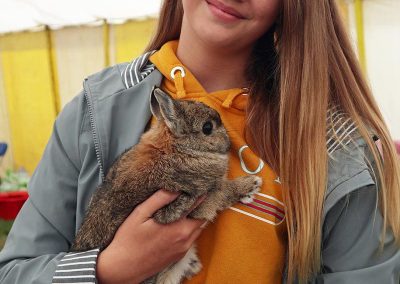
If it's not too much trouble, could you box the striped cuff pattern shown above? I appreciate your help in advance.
[52,248,100,284]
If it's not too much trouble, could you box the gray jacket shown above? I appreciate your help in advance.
[0,53,399,284]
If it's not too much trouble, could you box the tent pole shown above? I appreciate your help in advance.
[46,26,61,114]
[354,0,367,73]
[103,20,110,67]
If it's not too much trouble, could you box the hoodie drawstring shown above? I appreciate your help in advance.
[170,66,187,99]
[222,88,249,108]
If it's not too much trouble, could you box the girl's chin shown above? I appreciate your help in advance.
[195,26,244,48]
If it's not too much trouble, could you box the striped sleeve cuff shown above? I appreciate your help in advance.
[52,248,100,284]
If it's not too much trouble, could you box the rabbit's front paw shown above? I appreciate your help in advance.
[239,176,262,204]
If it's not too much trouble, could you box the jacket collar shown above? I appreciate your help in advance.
[83,62,163,179]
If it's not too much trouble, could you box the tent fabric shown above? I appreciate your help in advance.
[0,57,13,174]
[0,0,162,34]
[53,26,105,107]
[363,0,400,139]
[0,0,43,34]
[55,20,156,110]
[114,19,157,64]
[0,19,156,174]
[0,31,57,173]
[344,0,400,139]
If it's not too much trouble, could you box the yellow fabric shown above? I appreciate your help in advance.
[355,0,367,73]
[103,22,111,67]
[150,41,287,284]
[52,26,105,108]
[0,32,57,174]
[47,28,61,114]
[0,57,13,175]
[0,20,155,174]
[114,19,157,63]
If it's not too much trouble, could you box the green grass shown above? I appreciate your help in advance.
[0,219,13,250]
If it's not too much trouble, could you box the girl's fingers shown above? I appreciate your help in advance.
[184,194,207,217]
[135,189,179,221]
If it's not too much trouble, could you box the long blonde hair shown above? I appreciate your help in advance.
[146,0,400,282]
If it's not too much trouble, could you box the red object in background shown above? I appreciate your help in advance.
[0,191,29,220]
[395,141,400,155]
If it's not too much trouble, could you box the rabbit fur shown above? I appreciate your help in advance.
[71,88,262,283]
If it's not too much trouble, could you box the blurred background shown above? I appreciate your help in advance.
[0,0,399,245]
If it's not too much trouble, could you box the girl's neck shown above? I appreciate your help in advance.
[176,23,252,93]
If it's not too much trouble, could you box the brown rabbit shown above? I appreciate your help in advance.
[71,88,262,283]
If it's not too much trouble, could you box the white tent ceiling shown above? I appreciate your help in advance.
[0,0,162,34]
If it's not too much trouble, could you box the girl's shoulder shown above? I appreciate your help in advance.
[324,106,377,216]
[83,51,158,101]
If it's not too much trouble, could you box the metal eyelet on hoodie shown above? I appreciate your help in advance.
[170,66,186,79]
[170,66,187,99]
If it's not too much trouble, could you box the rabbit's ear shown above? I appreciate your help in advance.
[150,87,163,120]
[150,88,178,130]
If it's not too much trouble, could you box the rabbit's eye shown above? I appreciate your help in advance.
[202,121,213,135]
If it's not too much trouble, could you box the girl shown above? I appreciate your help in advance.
[0,0,399,283]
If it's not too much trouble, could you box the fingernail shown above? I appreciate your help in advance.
[161,189,179,196]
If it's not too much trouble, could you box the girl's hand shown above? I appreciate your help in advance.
[96,190,205,284]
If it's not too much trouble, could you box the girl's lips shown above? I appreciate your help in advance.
[206,0,247,22]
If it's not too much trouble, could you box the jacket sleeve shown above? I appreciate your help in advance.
[314,184,400,283]
[0,92,100,283]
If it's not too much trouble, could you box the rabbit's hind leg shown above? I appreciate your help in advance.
[156,245,202,284]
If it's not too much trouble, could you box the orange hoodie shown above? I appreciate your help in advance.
[150,40,287,284]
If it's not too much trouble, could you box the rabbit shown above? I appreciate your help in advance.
[71,88,262,284]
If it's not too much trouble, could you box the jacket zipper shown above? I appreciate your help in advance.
[83,79,105,181]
